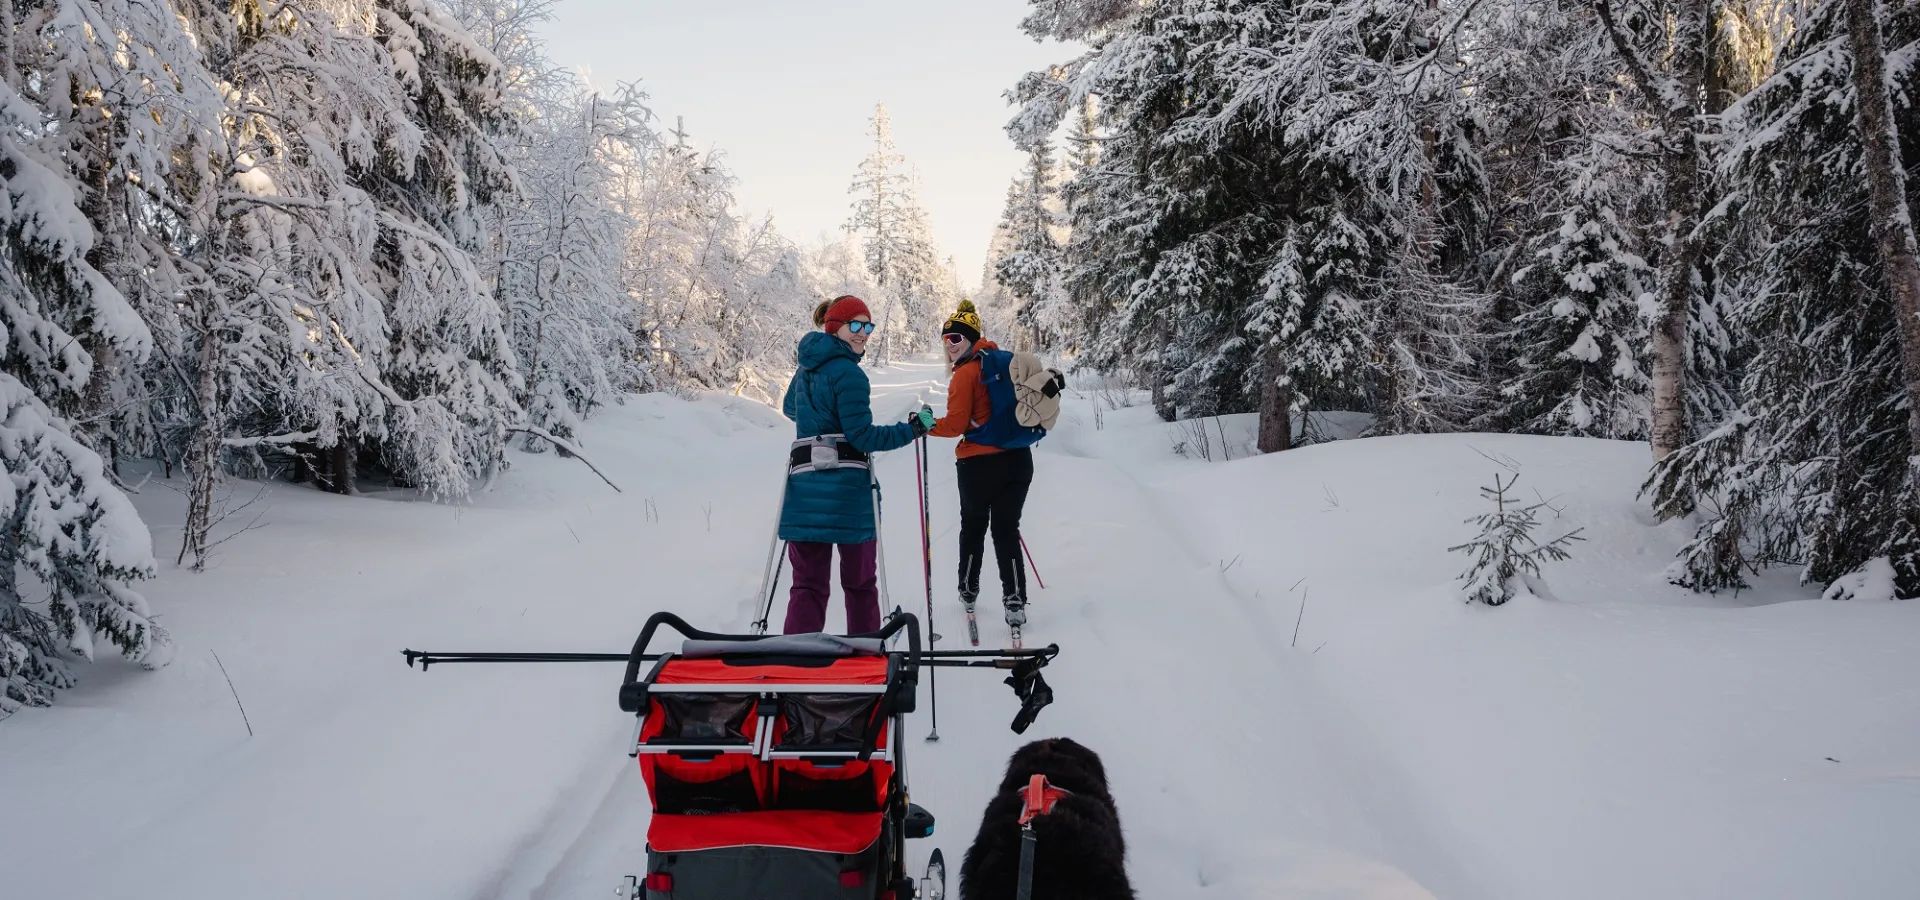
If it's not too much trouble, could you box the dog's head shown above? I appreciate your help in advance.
[997,737,1110,797]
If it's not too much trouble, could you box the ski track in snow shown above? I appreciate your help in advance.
[4,356,1917,900]
[500,360,1459,900]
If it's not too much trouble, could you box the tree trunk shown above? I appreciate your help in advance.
[178,326,221,570]
[1845,0,1920,474]
[1648,0,1712,461]
[1256,343,1293,453]
[292,443,314,484]
[1151,317,1174,422]
[328,440,354,496]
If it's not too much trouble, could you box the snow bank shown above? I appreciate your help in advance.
[1142,430,1920,900]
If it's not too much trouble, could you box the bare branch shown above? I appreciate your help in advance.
[221,431,318,449]
[1593,0,1668,112]
[508,426,623,493]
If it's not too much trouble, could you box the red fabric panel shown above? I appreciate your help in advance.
[656,657,887,685]
[647,811,884,854]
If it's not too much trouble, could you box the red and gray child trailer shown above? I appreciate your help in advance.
[404,611,1057,900]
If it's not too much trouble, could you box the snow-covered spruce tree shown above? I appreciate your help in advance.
[363,0,522,496]
[847,104,912,364]
[878,199,955,363]
[1239,0,1494,438]
[1007,0,1164,411]
[1463,0,1660,440]
[1012,1,1337,440]
[166,0,466,565]
[1014,0,1493,449]
[1647,0,1920,597]
[1450,473,1585,606]
[174,0,387,544]
[159,0,535,566]
[11,0,226,481]
[0,4,187,707]
[1495,155,1655,440]
[993,139,1066,352]
[846,104,954,365]
[0,379,167,715]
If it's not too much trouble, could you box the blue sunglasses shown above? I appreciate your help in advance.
[843,320,876,335]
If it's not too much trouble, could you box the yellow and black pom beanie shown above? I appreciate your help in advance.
[942,300,983,344]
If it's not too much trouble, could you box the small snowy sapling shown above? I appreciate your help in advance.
[1450,473,1586,606]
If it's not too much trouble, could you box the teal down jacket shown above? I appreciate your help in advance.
[778,332,915,544]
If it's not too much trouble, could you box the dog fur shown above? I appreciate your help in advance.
[959,737,1135,900]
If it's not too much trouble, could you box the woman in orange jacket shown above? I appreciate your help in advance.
[925,301,1032,627]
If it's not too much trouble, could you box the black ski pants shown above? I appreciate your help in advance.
[956,448,1033,603]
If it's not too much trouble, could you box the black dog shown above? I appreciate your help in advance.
[959,737,1135,900]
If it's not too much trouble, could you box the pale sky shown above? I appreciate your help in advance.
[539,0,1074,284]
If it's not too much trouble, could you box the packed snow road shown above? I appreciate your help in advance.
[2,358,1915,900]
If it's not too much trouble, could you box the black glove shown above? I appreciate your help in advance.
[1040,370,1066,398]
[907,406,934,437]
[1007,656,1054,734]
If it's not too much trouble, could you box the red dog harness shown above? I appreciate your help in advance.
[1017,775,1071,900]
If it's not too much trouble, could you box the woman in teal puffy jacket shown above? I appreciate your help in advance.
[779,295,932,634]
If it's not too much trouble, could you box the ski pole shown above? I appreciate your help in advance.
[755,542,787,633]
[916,434,940,741]
[1021,536,1046,590]
[872,466,892,616]
[753,457,794,634]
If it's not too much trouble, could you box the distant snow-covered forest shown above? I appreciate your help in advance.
[0,0,967,713]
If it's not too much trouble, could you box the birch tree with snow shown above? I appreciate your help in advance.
[1647,0,1920,598]
[1591,0,1715,461]
[496,81,655,447]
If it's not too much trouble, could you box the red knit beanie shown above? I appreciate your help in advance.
[821,295,871,331]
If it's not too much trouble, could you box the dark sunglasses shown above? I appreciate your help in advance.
[942,333,970,345]
[843,321,876,335]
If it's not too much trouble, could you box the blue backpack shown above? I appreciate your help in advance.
[965,349,1048,449]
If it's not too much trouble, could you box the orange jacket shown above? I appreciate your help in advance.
[929,341,1002,459]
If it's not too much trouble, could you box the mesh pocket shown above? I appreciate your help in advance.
[656,693,755,742]
[774,762,882,812]
[779,694,878,748]
[651,758,762,814]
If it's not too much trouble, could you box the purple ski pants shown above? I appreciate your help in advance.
[782,540,881,635]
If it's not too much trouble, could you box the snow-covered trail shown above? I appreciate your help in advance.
[491,359,1451,900]
[5,358,1915,900]
[0,395,809,900]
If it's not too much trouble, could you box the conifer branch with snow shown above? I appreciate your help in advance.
[1450,473,1586,606]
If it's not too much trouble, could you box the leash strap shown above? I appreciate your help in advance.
[1016,827,1037,900]
[1015,774,1071,900]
